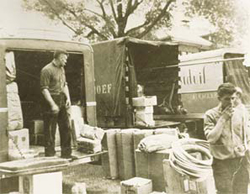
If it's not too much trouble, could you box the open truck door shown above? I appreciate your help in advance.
[0,38,105,191]
[92,37,180,128]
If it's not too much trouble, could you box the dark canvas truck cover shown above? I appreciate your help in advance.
[0,38,97,163]
[179,48,250,113]
[92,37,179,128]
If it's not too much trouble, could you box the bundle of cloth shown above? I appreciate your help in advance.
[77,124,105,154]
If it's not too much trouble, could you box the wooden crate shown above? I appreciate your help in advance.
[162,159,216,194]
[120,177,152,194]
[135,149,171,191]
[116,129,139,180]
[101,129,120,179]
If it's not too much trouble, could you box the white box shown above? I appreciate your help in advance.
[132,96,157,107]
[136,106,154,114]
[19,171,62,194]
[121,177,152,194]
[8,128,29,151]
[135,112,153,121]
[135,112,155,126]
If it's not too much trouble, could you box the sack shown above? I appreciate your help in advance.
[80,124,105,140]
[138,134,178,153]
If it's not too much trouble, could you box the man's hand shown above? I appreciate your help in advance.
[51,103,59,114]
[222,105,234,119]
[65,98,71,109]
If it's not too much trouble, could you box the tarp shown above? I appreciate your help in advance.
[224,54,250,104]
[92,37,179,127]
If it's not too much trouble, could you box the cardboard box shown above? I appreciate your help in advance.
[136,106,154,114]
[30,134,44,146]
[135,149,171,191]
[8,149,38,161]
[154,128,178,138]
[116,129,139,180]
[101,129,120,179]
[9,128,29,151]
[29,120,44,135]
[133,130,154,151]
[163,160,216,194]
[70,105,84,138]
[132,96,157,107]
[19,171,62,194]
[121,177,152,194]
[77,137,102,153]
[135,112,155,126]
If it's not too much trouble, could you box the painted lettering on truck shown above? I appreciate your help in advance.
[179,61,223,93]
[96,83,112,94]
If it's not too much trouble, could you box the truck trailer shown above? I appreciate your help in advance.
[92,37,181,128]
[179,48,250,113]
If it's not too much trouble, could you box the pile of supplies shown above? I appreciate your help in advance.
[6,51,38,160]
[77,124,105,154]
[132,96,157,127]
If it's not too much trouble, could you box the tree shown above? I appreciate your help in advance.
[23,0,241,46]
[183,0,241,47]
[23,0,176,42]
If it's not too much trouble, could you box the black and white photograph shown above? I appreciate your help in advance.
[0,0,250,193]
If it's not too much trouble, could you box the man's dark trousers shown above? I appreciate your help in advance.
[43,93,72,158]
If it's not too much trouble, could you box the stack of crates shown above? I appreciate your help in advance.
[132,96,157,127]
[29,120,44,146]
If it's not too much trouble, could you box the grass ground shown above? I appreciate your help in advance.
[63,162,121,194]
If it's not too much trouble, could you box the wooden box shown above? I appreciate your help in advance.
[19,171,62,194]
[135,149,171,191]
[101,129,120,179]
[8,128,29,151]
[162,159,216,194]
[132,96,157,107]
[29,120,44,135]
[121,177,152,194]
[116,129,139,180]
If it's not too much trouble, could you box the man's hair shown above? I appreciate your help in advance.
[217,83,236,97]
[53,50,68,59]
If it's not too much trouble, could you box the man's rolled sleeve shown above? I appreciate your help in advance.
[40,69,50,91]
[204,112,215,139]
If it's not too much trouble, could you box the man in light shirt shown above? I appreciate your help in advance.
[204,83,250,194]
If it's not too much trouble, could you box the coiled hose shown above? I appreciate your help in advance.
[169,138,213,179]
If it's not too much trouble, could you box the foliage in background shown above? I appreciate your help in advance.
[23,0,242,46]
[23,0,176,42]
[183,0,238,47]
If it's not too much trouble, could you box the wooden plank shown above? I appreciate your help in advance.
[154,114,204,120]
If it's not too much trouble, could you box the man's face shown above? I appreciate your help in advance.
[58,53,68,67]
[218,92,237,109]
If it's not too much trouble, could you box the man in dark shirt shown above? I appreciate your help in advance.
[40,50,72,158]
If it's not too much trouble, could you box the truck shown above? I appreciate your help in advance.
[0,37,105,193]
[179,48,250,113]
[92,37,181,128]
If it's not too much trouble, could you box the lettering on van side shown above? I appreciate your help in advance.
[181,66,206,85]
[179,62,223,93]
[96,84,112,94]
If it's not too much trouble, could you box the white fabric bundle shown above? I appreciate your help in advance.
[138,134,178,153]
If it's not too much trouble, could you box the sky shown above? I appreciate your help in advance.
[0,0,250,50]
[0,0,73,39]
